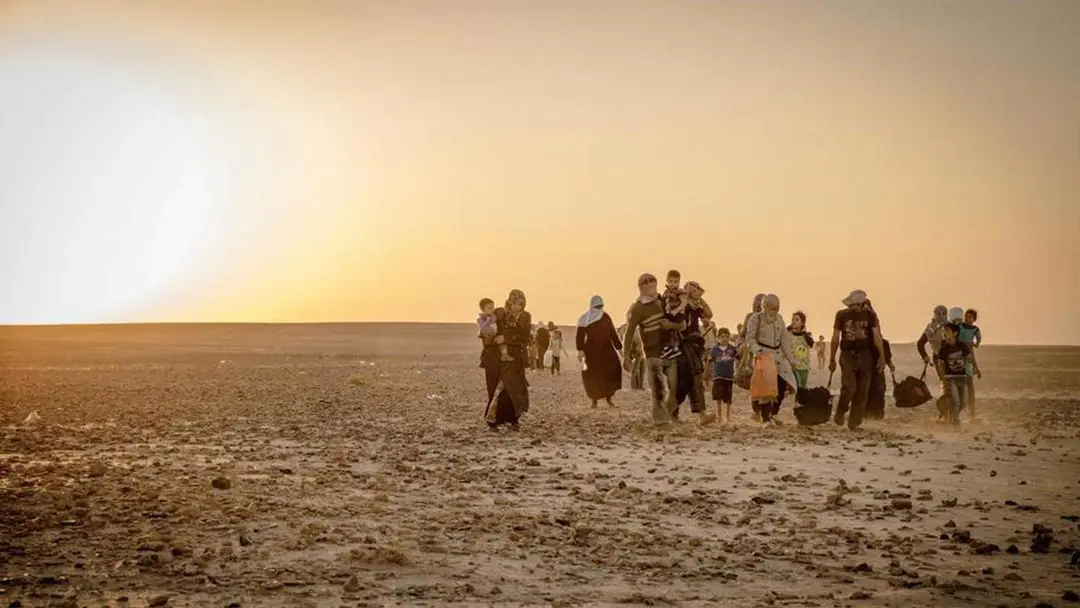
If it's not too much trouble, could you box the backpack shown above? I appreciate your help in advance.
[893,364,933,408]
[794,373,833,426]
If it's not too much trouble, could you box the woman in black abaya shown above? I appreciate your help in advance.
[576,295,623,407]
[483,289,532,429]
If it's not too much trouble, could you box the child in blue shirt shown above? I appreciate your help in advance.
[709,327,740,426]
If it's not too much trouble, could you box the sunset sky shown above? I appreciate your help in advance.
[1,0,1078,345]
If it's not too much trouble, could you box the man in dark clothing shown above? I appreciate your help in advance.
[623,273,683,428]
[829,290,886,430]
[535,323,551,370]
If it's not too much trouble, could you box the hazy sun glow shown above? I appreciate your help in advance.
[1,0,1078,344]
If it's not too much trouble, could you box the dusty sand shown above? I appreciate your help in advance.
[1,323,1079,607]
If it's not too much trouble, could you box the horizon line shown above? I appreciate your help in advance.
[0,321,1076,348]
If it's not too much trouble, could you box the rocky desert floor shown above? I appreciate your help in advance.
[2,323,1079,607]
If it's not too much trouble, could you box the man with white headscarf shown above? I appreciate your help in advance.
[829,289,886,430]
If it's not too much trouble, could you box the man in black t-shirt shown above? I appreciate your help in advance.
[829,290,886,430]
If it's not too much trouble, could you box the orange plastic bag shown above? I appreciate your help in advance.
[750,353,779,401]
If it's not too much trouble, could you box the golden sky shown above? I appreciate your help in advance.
[1,0,1078,344]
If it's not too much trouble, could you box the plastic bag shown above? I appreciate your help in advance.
[749,353,779,401]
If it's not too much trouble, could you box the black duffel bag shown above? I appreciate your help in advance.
[893,364,933,408]
[794,373,833,426]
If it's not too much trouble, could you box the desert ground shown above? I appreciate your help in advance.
[1,323,1079,608]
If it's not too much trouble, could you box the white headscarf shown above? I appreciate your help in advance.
[578,295,605,328]
[948,307,964,323]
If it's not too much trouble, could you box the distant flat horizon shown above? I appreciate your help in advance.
[0,321,1076,348]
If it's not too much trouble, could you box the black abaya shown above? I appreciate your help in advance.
[576,313,623,401]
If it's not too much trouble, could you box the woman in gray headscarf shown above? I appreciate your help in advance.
[744,294,797,427]
[737,294,766,418]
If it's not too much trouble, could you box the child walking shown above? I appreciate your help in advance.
[787,311,815,388]
[709,327,740,426]
[549,328,569,375]
[958,309,983,420]
[935,322,974,425]
[816,335,827,371]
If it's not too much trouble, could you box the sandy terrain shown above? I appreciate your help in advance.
[2,323,1079,608]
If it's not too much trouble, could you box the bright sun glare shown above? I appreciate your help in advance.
[0,46,220,323]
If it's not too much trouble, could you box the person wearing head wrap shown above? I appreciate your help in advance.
[916,305,950,397]
[917,305,949,364]
[745,294,797,426]
[948,307,965,324]
[736,294,766,420]
[483,289,532,430]
[670,281,714,423]
[829,289,885,430]
[623,272,681,428]
[576,295,624,407]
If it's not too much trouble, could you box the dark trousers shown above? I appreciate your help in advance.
[755,375,789,423]
[836,350,874,429]
[550,356,561,375]
[867,371,887,420]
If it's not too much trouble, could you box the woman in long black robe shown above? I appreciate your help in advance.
[483,289,532,429]
[576,296,623,407]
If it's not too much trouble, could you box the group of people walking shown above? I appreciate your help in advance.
[477,277,982,432]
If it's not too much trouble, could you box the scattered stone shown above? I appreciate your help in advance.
[1032,534,1053,554]
[343,575,361,593]
[752,492,779,505]
[147,596,170,607]
[238,535,252,547]
[1034,524,1054,535]
[891,498,913,510]
[973,543,1000,555]
[1064,590,1079,602]
[1006,545,1020,554]
[88,461,107,478]
[211,477,232,490]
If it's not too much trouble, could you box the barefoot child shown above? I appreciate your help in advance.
[709,327,739,425]
[787,311,815,388]
[935,322,974,425]
[477,298,512,364]
[816,335,827,370]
